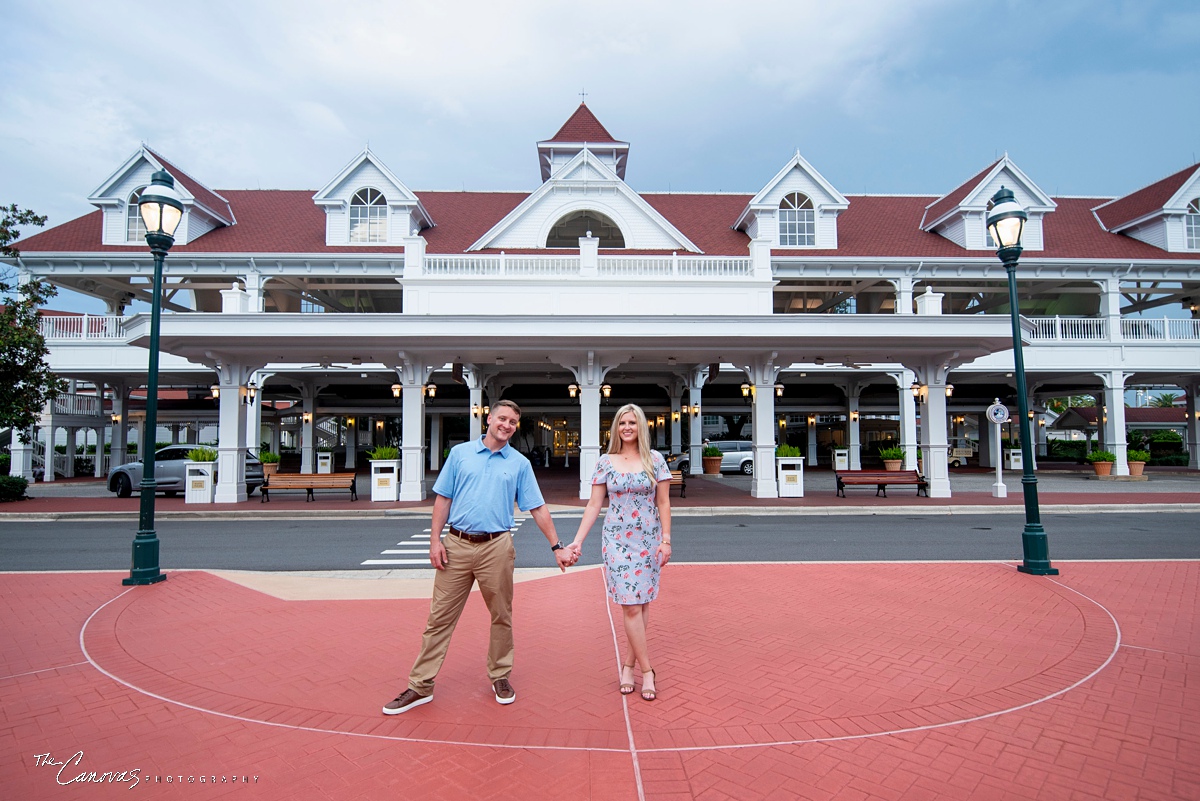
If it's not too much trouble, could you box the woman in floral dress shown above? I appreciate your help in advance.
[570,403,672,701]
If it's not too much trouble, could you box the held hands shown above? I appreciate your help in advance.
[555,546,578,572]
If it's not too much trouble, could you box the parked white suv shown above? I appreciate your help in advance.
[709,440,755,475]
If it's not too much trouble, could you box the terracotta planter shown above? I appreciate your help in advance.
[1127,461,1145,477]
[882,459,902,471]
[702,456,722,474]
[1091,461,1113,476]
[261,462,279,478]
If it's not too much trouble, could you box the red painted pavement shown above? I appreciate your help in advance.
[2,560,1197,799]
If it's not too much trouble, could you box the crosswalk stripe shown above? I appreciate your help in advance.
[381,549,428,554]
[361,559,428,565]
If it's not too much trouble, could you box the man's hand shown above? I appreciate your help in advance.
[555,547,575,572]
[567,542,583,561]
[430,537,448,570]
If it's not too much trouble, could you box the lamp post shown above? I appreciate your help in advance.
[987,186,1058,576]
[123,170,183,586]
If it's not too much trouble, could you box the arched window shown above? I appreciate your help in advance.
[778,193,815,246]
[126,188,147,242]
[1187,198,1200,250]
[349,188,387,243]
[546,210,625,248]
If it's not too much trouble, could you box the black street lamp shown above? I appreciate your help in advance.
[987,186,1058,576]
[123,170,183,586]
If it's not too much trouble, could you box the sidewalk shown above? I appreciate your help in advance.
[2,559,1197,799]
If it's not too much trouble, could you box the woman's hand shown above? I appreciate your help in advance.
[656,541,672,567]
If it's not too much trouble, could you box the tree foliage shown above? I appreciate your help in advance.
[1,204,66,431]
[1149,392,1180,408]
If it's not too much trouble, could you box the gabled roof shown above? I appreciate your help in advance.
[312,147,434,230]
[544,103,622,144]
[920,155,1055,231]
[1054,406,1186,428]
[735,151,849,230]
[88,145,235,226]
[466,149,700,252]
[1092,162,1200,232]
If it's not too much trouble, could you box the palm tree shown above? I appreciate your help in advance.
[1150,392,1180,408]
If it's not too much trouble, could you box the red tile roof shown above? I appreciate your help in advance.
[1061,406,1185,425]
[12,189,1200,261]
[147,147,235,225]
[1092,163,1200,231]
[544,104,622,144]
[920,160,1000,229]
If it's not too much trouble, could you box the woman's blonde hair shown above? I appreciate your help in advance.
[606,403,658,485]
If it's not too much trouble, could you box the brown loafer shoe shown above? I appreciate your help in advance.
[492,678,516,705]
[382,689,432,715]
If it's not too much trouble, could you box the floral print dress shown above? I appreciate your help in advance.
[592,452,672,604]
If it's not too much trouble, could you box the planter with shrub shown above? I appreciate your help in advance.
[1085,450,1116,476]
[878,446,904,471]
[701,445,722,474]
[258,451,281,477]
[1126,449,1150,477]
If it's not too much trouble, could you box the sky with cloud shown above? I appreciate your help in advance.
[2,0,1198,297]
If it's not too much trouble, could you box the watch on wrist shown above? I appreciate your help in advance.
[551,542,565,552]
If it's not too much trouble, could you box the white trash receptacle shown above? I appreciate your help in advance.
[370,460,400,502]
[317,452,333,474]
[833,449,850,471]
[184,461,215,504]
[776,457,805,498]
[1004,449,1023,470]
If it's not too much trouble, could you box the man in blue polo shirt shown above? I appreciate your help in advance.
[383,400,575,714]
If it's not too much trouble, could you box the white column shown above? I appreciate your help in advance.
[186,422,198,445]
[64,428,77,478]
[429,413,442,471]
[578,386,601,499]
[134,419,146,469]
[898,371,918,470]
[918,370,951,497]
[343,417,357,470]
[687,365,708,476]
[247,376,265,453]
[806,414,818,467]
[111,385,129,468]
[747,353,780,498]
[11,426,34,482]
[1098,277,1123,342]
[92,428,104,477]
[669,393,683,453]
[300,385,316,474]
[397,354,434,501]
[244,271,265,313]
[846,391,862,470]
[1099,371,1129,476]
[1186,381,1200,470]
[464,365,484,442]
[893,276,914,315]
[214,365,252,503]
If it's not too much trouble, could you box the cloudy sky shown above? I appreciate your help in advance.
[2,0,1198,294]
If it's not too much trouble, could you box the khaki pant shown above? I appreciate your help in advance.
[408,532,516,695]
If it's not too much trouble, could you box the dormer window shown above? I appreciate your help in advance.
[546,210,625,248]
[349,188,387,243]
[779,193,815,246]
[126,188,148,242]
[1187,198,1200,249]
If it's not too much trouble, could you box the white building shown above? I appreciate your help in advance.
[8,104,1200,500]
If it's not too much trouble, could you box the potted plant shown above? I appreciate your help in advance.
[1085,450,1116,476]
[366,445,400,501]
[879,446,904,471]
[1126,449,1150,477]
[774,443,804,496]
[258,450,281,477]
[702,445,722,475]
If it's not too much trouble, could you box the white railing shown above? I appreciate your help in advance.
[39,315,125,340]
[51,393,102,416]
[420,254,750,278]
[1025,316,1200,342]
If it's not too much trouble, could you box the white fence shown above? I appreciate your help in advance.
[39,315,125,340]
[421,254,751,278]
[51,393,102,416]
[1026,316,1200,342]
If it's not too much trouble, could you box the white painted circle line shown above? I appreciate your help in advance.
[77,563,1122,758]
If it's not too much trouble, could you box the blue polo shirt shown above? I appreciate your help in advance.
[432,437,545,533]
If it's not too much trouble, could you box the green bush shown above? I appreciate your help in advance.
[1127,449,1151,463]
[878,446,904,460]
[187,447,218,462]
[702,445,721,457]
[258,451,281,464]
[0,454,9,475]
[366,446,399,460]
[1150,454,1189,467]
[1085,450,1116,463]
[1047,440,1087,460]
[0,475,29,502]
[1148,429,1183,443]
[74,457,94,475]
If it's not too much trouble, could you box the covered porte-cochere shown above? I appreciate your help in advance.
[126,309,1016,502]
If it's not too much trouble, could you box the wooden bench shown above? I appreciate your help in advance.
[835,469,928,498]
[668,470,686,498]
[261,472,358,502]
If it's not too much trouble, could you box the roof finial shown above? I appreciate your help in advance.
[579,88,588,104]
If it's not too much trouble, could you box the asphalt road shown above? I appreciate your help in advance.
[1,512,1197,572]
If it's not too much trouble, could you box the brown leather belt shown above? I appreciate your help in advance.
[448,526,507,543]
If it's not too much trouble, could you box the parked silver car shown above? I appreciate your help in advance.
[107,446,264,497]
[709,440,755,474]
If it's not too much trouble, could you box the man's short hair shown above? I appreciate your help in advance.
[492,399,521,417]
